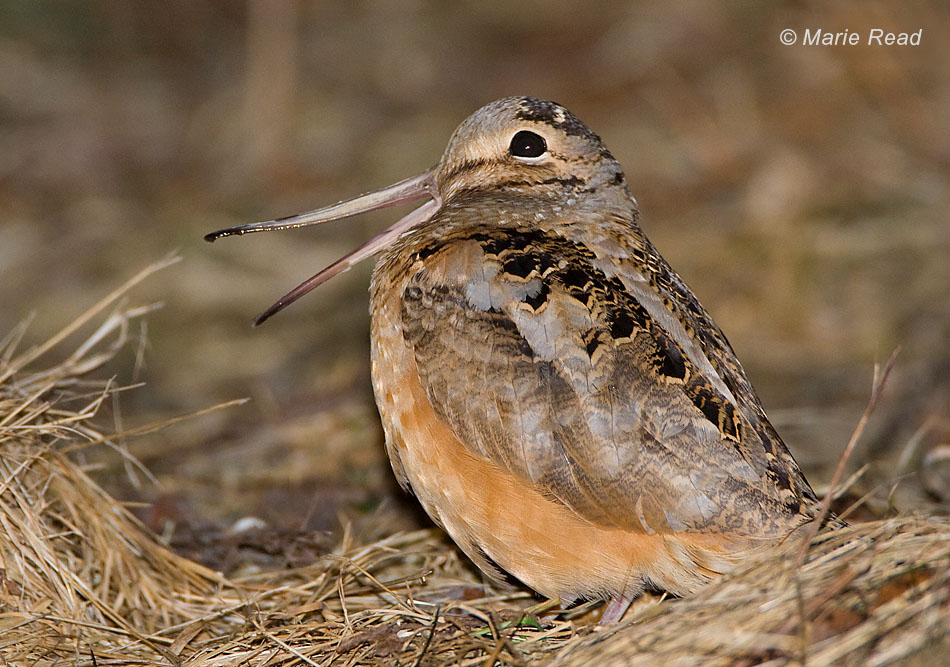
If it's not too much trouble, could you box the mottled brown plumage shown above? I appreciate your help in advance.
[207,97,821,622]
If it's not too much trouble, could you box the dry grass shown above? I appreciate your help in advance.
[554,518,949,666]
[1,262,948,666]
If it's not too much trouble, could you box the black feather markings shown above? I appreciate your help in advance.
[522,282,550,311]
[515,97,602,142]
[409,228,745,444]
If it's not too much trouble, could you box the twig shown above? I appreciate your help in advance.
[412,605,441,667]
[792,347,900,570]
[59,398,250,452]
[1,252,181,385]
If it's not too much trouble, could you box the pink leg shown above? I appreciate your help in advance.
[600,595,634,624]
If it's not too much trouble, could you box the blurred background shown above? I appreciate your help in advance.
[1,1,947,566]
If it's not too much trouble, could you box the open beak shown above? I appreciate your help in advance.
[205,171,440,326]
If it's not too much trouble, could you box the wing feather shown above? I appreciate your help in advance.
[399,228,806,536]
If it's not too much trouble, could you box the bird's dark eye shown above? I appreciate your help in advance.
[509,130,547,158]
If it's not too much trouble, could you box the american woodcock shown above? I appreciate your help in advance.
[206,97,822,622]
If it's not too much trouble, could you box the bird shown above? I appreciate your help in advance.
[206,96,822,623]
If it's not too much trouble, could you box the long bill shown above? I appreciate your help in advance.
[204,171,440,326]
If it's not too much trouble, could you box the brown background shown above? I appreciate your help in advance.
[2,1,947,550]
